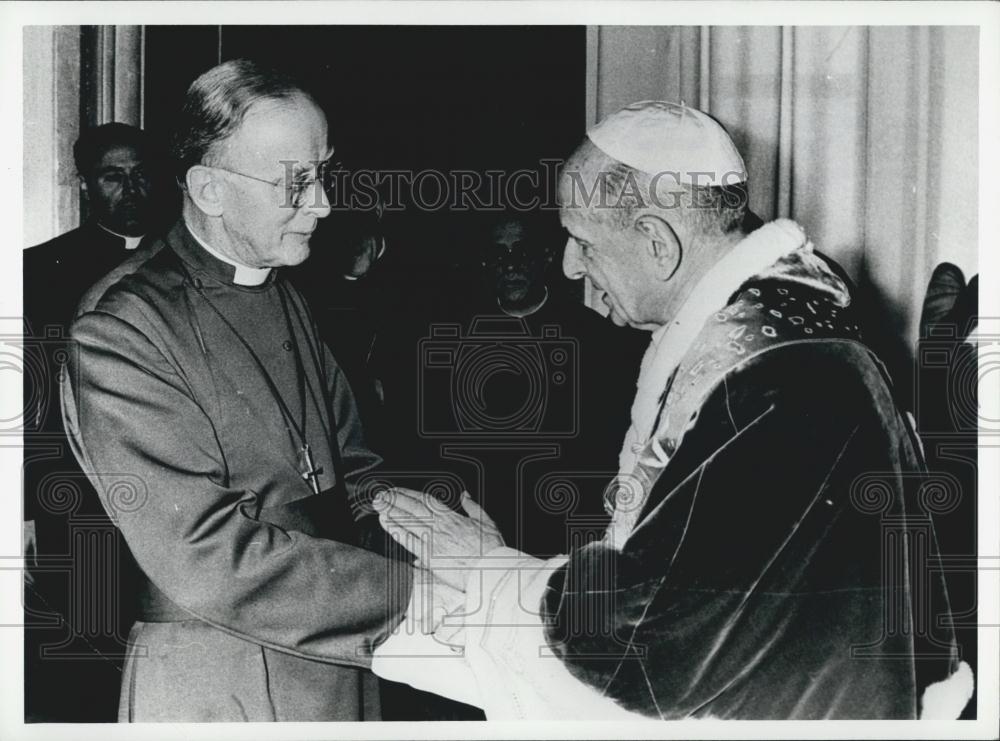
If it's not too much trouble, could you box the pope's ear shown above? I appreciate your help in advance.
[634,214,681,281]
[185,166,224,218]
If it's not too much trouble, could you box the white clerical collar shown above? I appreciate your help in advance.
[184,222,272,286]
[98,223,144,251]
[498,286,549,317]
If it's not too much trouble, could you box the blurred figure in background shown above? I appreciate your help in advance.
[288,196,390,448]
[377,210,646,557]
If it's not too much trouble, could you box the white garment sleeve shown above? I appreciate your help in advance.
[374,547,644,720]
[462,548,641,720]
[371,567,483,709]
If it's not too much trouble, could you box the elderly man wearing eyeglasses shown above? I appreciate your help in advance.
[60,59,417,722]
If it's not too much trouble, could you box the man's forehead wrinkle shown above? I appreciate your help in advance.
[100,143,141,157]
[241,93,305,121]
[232,95,330,142]
[97,147,142,169]
[227,137,327,177]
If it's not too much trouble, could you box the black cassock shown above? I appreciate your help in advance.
[23,220,149,722]
[62,222,412,721]
[542,250,962,719]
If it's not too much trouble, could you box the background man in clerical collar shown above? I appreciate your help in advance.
[482,214,555,317]
[76,122,157,243]
[24,123,167,333]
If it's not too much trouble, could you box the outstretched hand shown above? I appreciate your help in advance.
[375,488,504,591]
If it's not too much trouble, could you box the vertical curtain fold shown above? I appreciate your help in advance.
[705,26,784,221]
[776,26,793,219]
[790,27,868,279]
[23,26,81,247]
[81,25,143,129]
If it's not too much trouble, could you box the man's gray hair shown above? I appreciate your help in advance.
[561,138,749,237]
[169,59,318,185]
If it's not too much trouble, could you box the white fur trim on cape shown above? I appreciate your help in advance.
[920,661,974,719]
[616,219,810,483]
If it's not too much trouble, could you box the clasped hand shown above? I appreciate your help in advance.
[374,488,504,593]
[375,488,504,644]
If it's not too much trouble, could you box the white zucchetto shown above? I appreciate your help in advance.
[587,101,747,187]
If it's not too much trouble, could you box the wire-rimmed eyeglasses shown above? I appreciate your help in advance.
[204,158,341,209]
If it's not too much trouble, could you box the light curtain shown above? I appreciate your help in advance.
[80,25,144,129]
[23,26,82,246]
[586,26,979,366]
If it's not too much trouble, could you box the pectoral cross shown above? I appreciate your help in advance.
[299,443,324,494]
